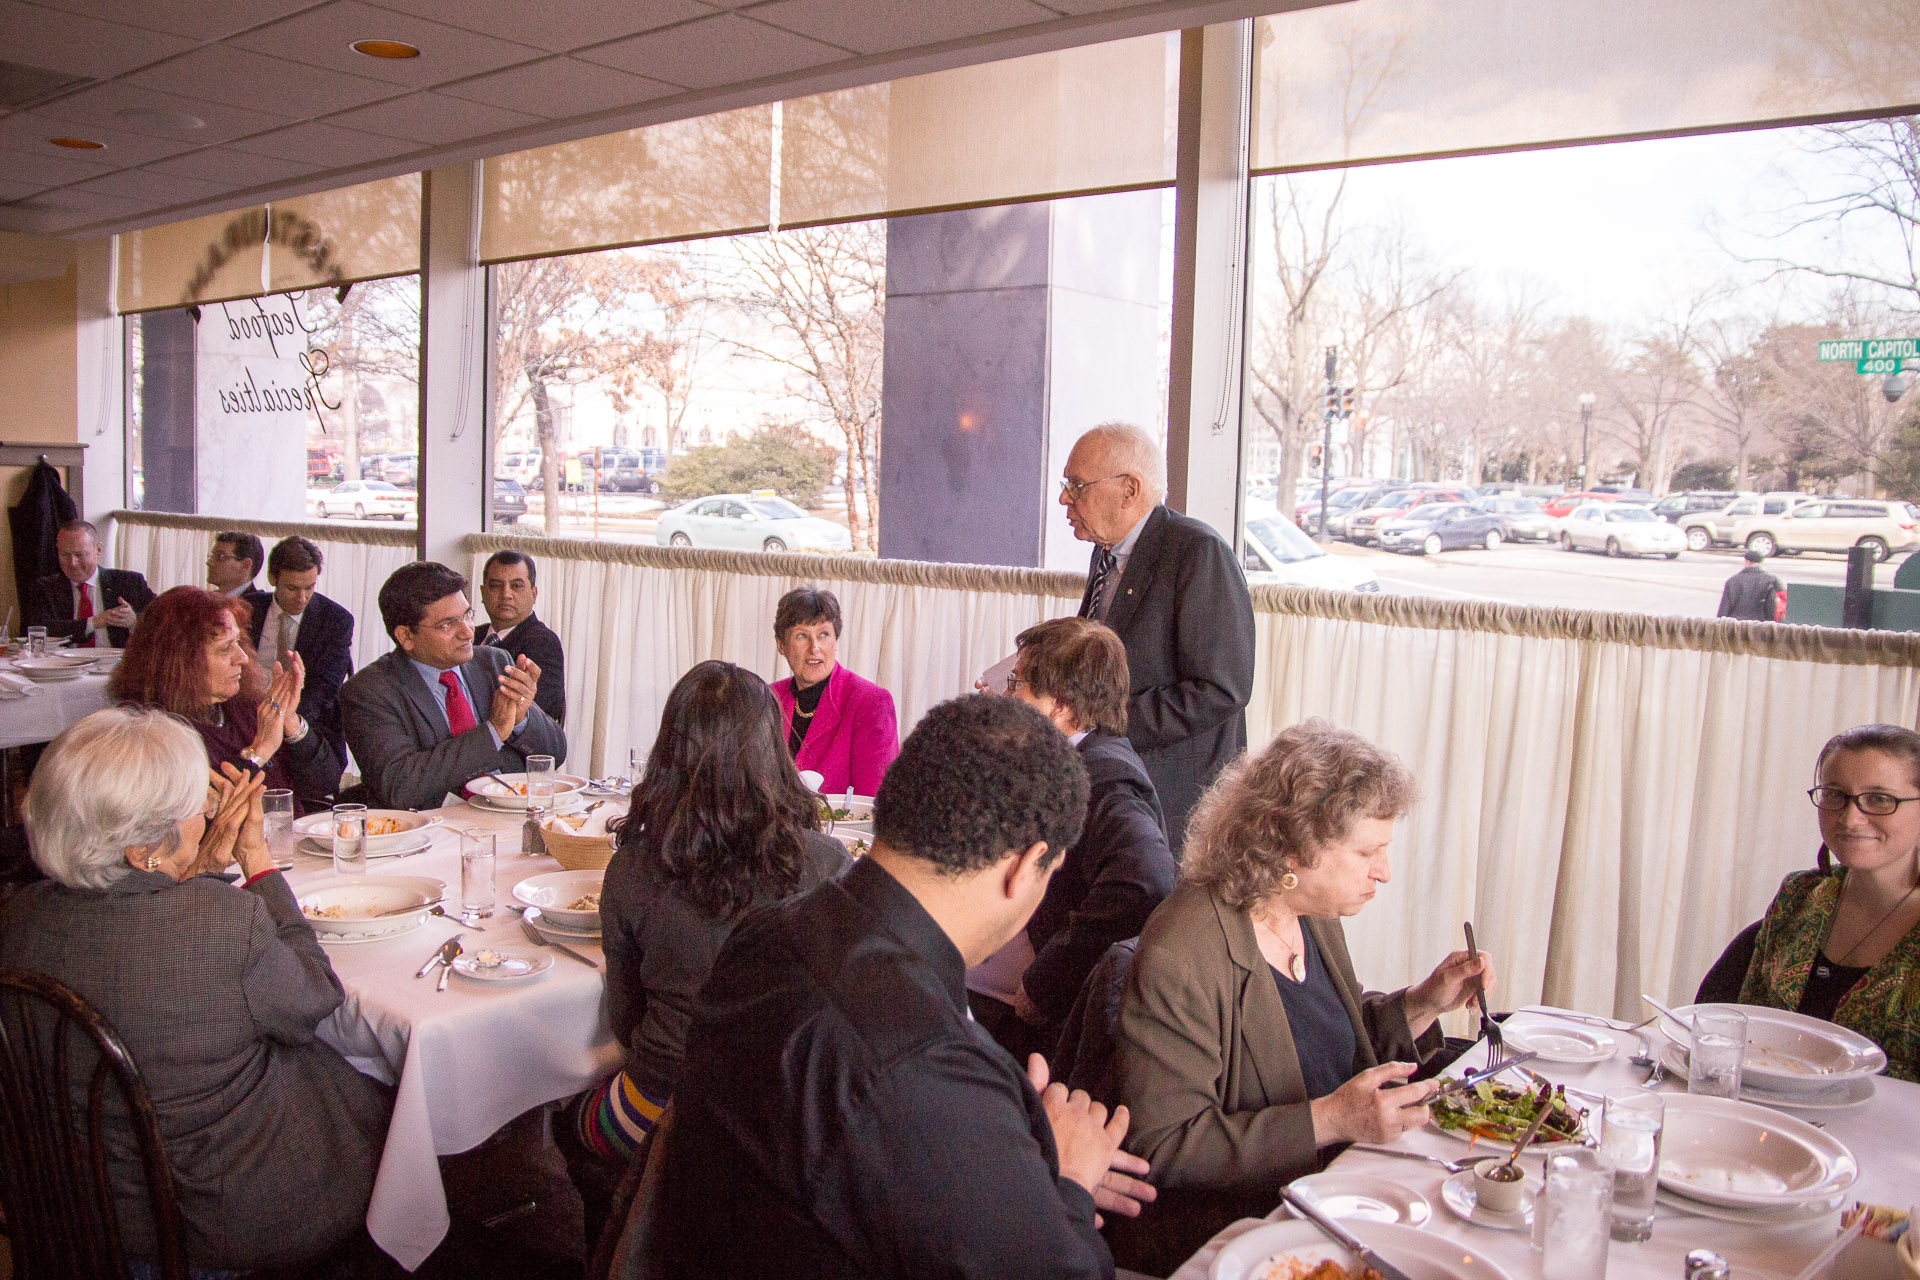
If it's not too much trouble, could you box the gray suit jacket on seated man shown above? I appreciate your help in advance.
[341,561,566,811]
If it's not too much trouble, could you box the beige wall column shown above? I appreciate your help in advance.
[76,239,124,537]
[418,162,488,570]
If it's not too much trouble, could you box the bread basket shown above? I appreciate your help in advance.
[539,813,617,871]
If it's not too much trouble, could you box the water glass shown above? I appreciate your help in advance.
[26,626,47,658]
[1688,1008,1748,1099]
[261,789,295,869]
[331,803,367,876]
[1534,1147,1614,1280]
[1600,1088,1664,1242]
[459,830,497,920]
[525,753,556,821]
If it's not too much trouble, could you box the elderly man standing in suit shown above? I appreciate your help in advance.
[247,537,355,763]
[341,561,566,810]
[474,550,566,725]
[25,519,156,649]
[1061,423,1255,848]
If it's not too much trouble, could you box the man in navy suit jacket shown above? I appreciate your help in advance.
[245,536,355,762]
[474,550,566,725]
[24,520,155,649]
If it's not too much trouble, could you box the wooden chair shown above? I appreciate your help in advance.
[0,968,187,1280]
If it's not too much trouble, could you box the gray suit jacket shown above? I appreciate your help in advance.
[0,869,391,1270]
[341,646,568,810]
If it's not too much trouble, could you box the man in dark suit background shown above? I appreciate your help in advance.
[340,561,566,811]
[1716,548,1785,621]
[474,550,566,725]
[205,531,263,598]
[24,519,155,649]
[247,536,355,762]
[1062,423,1255,848]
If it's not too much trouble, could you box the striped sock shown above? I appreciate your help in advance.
[574,1069,668,1163]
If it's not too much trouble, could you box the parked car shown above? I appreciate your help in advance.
[1541,490,1629,518]
[1473,496,1556,542]
[1559,503,1685,558]
[493,477,527,524]
[1322,484,1395,538]
[317,480,415,521]
[1296,484,1371,535]
[1240,516,1381,591]
[604,454,659,495]
[1345,487,1471,544]
[1377,503,1510,555]
[654,493,853,553]
[1731,499,1919,561]
[1650,490,1744,523]
[1678,492,1811,550]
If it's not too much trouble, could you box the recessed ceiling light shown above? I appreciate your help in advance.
[351,39,420,59]
[115,107,205,131]
[49,136,104,149]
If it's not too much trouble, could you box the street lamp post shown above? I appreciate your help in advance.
[1577,392,1596,486]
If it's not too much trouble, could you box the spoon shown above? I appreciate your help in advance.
[1499,1087,1556,1171]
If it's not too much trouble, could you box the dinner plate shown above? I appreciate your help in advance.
[1209,1219,1516,1280]
[1439,1169,1534,1234]
[452,945,553,984]
[818,793,876,826]
[465,773,591,809]
[293,808,441,854]
[296,874,445,942]
[1498,1015,1617,1064]
[525,915,601,940]
[12,659,85,682]
[1657,1042,1877,1112]
[831,831,873,857]
[1656,1094,1859,1209]
[512,869,604,930]
[1277,1172,1430,1226]
[1654,1185,1845,1227]
[1664,1003,1888,1088]
[296,831,434,860]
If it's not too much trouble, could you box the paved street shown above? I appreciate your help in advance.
[1325,539,1908,618]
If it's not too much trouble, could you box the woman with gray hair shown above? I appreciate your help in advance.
[0,707,391,1273]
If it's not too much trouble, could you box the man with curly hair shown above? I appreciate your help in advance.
[650,695,1156,1279]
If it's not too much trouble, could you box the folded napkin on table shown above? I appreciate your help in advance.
[546,806,618,838]
[0,673,39,697]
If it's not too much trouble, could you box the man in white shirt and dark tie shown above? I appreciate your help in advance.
[245,536,356,762]
[205,531,263,598]
[25,520,154,649]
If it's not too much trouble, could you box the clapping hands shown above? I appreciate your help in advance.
[488,655,541,737]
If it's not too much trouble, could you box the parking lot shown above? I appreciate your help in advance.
[1329,538,1901,617]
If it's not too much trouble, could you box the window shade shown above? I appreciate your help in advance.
[116,207,266,313]
[1253,0,1920,173]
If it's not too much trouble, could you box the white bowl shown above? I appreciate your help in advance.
[512,869,605,930]
[13,658,86,682]
[819,793,875,827]
[294,808,441,854]
[1656,1094,1859,1209]
[1667,1003,1888,1089]
[1210,1218,1515,1280]
[466,773,590,809]
[295,874,445,940]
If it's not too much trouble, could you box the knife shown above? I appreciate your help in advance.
[436,935,464,991]
[375,897,444,918]
[417,932,464,980]
[521,908,599,968]
[1425,1050,1539,1103]
[1280,1186,1415,1280]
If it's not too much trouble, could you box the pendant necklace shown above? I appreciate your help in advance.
[1258,912,1308,982]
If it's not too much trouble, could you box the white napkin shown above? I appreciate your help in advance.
[0,673,39,697]
[977,652,1018,694]
[797,770,825,792]
[546,806,619,838]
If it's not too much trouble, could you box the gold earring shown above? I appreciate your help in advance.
[146,853,160,871]
[1278,869,1299,892]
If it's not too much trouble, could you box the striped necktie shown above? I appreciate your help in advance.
[1083,546,1116,620]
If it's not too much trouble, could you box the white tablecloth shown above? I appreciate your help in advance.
[284,801,619,1271]
[0,665,113,749]
[1170,1009,1920,1280]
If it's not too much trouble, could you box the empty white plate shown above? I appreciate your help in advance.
[1277,1171,1430,1226]
[1664,1003,1887,1089]
[1656,1094,1859,1209]
[1500,1016,1616,1064]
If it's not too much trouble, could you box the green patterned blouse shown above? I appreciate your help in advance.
[1738,868,1920,1083]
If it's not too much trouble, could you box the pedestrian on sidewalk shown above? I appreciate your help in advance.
[1718,548,1785,621]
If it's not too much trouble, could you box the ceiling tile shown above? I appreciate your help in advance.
[0,1,197,81]
[326,88,543,142]
[18,82,296,146]
[747,0,1056,55]
[577,12,845,89]
[1037,0,1154,12]
[225,119,420,167]
[434,55,675,119]
[0,111,200,164]
[69,165,232,203]
[0,177,49,201]
[232,1,547,87]
[144,145,322,184]
[0,139,119,183]
[129,44,404,117]
[26,0,321,42]
[363,0,713,54]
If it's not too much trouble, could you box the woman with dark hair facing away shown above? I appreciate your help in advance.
[110,585,341,813]
[560,660,851,1233]
[770,586,899,795]
[1737,723,1920,1081]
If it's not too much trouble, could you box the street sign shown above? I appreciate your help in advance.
[1818,338,1919,363]
[1858,355,1909,375]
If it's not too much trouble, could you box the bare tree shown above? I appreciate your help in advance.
[297,276,419,479]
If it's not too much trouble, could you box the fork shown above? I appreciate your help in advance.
[1465,923,1504,1067]
[1631,1030,1667,1086]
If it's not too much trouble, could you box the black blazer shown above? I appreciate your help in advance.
[339,647,568,811]
[24,567,156,648]
[1079,506,1256,846]
[475,612,566,725]
[1023,730,1177,1035]
[247,588,355,761]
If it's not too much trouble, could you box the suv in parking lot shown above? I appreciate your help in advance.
[1731,499,1919,561]
[1679,492,1809,550]
[1651,490,1742,523]
[493,477,527,524]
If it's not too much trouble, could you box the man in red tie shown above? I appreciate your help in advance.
[24,520,155,650]
[339,562,568,810]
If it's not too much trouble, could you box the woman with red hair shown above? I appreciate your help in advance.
[110,586,341,812]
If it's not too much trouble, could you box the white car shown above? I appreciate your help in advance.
[1729,498,1919,561]
[1241,516,1382,591]
[317,480,415,521]
[654,493,853,553]
[1559,503,1684,558]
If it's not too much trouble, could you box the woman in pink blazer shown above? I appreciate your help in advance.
[770,587,899,796]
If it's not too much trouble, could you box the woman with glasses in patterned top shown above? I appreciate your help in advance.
[1738,723,1920,1081]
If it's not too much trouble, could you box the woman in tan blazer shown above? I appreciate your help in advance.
[1110,719,1493,1272]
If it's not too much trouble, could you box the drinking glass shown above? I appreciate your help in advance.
[1688,1008,1748,1099]
[26,626,47,658]
[261,789,296,870]
[331,803,367,876]
[1600,1088,1664,1242]
[459,830,497,921]
[525,754,556,823]
[1533,1147,1614,1280]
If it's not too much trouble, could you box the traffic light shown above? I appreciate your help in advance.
[1308,443,1324,468]
[1340,386,1356,417]
[1324,386,1340,418]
